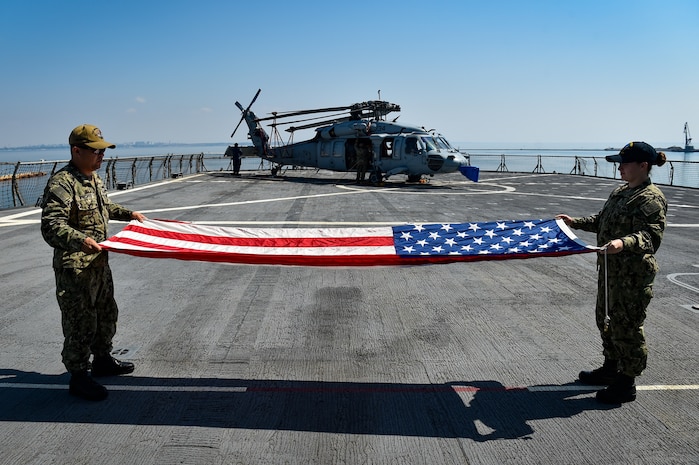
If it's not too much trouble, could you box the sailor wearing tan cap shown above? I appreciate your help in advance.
[40,124,147,401]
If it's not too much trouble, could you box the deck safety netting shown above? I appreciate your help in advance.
[1,153,697,210]
[1,153,206,210]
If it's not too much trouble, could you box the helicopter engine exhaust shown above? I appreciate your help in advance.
[319,121,369,139]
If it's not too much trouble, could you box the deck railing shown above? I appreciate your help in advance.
[466,153,698,189]
[0,153,206,210]
[1,152,697,210]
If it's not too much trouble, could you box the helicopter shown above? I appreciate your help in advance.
[230,89,479,184]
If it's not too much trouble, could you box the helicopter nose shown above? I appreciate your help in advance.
[444,152,468,171]
[427,151,469,173]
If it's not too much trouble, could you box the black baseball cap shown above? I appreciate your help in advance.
[605,142,658,164]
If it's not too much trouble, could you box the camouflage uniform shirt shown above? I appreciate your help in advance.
[41,162,134,269]
[571,179,667,276]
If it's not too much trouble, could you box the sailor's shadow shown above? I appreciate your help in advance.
[0,370,611,440]
[448,380,615,441]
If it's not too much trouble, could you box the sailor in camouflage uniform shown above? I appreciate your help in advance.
[558,141,667,404]
[41,124,146,401]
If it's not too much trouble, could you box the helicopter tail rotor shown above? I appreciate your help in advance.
[231,89,261,138]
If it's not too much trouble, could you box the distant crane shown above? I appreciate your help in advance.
[683,123,695,152]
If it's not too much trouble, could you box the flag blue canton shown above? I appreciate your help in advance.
[392,219,587,257]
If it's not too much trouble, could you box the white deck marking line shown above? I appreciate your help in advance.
[0,190,387,223]
[2,383,697,393]
[0,219,699,228]
[1,172,696,224]
[636,385,699,391]
[3,218,698,228]
[523,384,699,392]
[0,383,247,392]
[192,221,407,226]
[138,188,392,214]
[0,183,513,220]
[667,265,699,294]
[681,304,699,314]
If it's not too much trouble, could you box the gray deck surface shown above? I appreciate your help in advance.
[1,170,697,465]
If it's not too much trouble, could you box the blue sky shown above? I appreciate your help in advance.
[1,0,697,148]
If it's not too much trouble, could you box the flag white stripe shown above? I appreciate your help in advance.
[102,231,397,256]
[135,220,394,239]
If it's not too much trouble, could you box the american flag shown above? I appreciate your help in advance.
[100,218,595,267]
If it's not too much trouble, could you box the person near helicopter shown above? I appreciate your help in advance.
[225,143,243,175]
[354,138,372,184]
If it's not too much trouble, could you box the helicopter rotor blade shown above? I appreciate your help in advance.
[268,110,351,127]
[284,116,352,132]
[256,106,352,122]
[230,116,245,138]
[246,88,261,112]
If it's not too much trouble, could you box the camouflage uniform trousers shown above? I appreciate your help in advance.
[595,269,654,377]
[55,265,118,372]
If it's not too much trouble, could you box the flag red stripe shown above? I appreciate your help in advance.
[101,235,400,265]
[122,224,394,248]
[105,242,590,267]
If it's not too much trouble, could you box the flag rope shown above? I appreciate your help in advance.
[603,246,610,329]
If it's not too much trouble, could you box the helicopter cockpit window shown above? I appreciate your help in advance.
[437,136,454,151]
[405,137,418,154]
[420,137,438,152]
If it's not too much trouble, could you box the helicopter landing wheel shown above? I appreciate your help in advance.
[369,171,382,184]
[407,174,422,183]
[271,167,278,176]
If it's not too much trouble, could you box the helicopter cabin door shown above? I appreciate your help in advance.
[345,138,373,173]
[319,140,346,170]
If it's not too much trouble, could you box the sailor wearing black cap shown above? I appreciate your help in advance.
[557,142,668,404]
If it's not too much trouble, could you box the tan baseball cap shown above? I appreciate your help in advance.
[69,124,116,149]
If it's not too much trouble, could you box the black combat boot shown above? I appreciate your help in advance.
[69,370,108,401]
[596,373,637,404]
[578,359,618,385]
[91,355,135,377]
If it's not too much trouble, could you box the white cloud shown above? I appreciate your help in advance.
[135,97,146,104]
